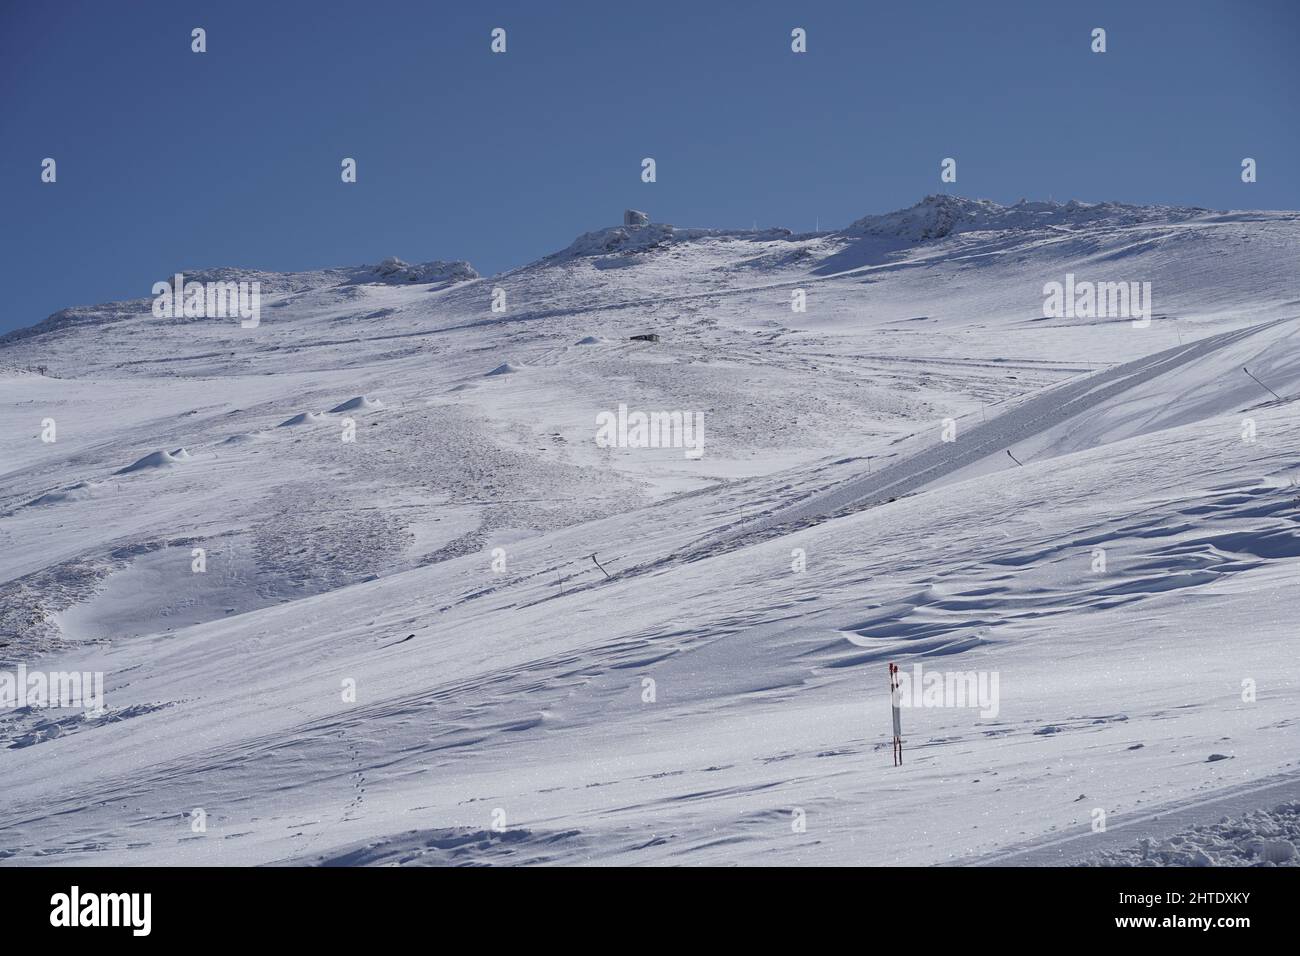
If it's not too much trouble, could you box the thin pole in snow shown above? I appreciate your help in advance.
[1006,449,1024,467]
[890,662,903,766]
[1243,366,1282,402]
[590,553,611,579]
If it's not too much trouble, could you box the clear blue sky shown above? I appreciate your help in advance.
[2,0,1296,334]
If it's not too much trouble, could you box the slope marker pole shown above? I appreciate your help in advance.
[889,662,903,767]
[590,553,611,579]
[1243,366,1282,402]
[1006,449,1024,467]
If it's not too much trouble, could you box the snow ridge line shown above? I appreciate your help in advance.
[678,318,1291,557]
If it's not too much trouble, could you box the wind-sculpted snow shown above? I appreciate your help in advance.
[0,197,1298,866]
[116,449,189,475]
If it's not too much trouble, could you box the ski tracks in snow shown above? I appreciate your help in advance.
[685,317,1294,558]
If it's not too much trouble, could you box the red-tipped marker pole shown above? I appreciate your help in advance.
[889,662,903,766]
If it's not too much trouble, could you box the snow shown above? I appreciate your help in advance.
[845,194,1211,242]
[1082,802,1300,867]
[360,257,479,286]
[1,197,1297,866]
[278,412,328,427]
[116,449,189,475]
[327,396,383,413]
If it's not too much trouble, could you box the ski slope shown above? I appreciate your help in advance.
[693,316,1298,557]
[1,196,1298,866]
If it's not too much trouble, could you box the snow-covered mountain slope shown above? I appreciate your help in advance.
[1,197,1297,866]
